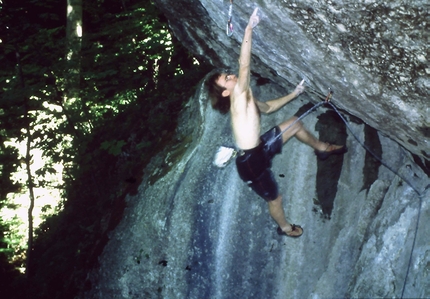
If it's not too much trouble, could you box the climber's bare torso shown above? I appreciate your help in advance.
[231,87,261,150]
[216,74,261,150]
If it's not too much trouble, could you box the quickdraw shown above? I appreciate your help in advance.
[325,89,333,103]
[226,0,233,37]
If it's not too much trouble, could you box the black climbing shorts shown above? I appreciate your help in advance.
[235,126,283,201]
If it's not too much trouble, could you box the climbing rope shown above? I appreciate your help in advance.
[226,0,234,36]
[401,185,429,299]
[267,78,426,196]
[327,101,422,195]
[265,85,332,147]
[266,101,325,147]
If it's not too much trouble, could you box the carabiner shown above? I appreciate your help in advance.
[325,89,333,103]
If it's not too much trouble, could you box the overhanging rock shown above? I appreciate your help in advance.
[154,0,429,163]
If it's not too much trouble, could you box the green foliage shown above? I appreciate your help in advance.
[0,214,26,274]
[100,139,127,156]
[1,0,212,298]
[0,142,21,199]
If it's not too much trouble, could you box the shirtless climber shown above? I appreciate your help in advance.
[206,8,347,237]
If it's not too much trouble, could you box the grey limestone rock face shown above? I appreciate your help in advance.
[83,1,430,298]
[84,76,430,298]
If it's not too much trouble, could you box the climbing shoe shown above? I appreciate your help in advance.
[315,144,348,161]
[277,224,303,238]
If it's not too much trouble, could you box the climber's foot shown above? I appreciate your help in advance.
[277,224,303,238]
[315,143,348,161]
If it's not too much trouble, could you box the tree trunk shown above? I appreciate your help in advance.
[24,117,35,278]
[66,0,83,103]
[15,49,36,278]
[65,0,90,134]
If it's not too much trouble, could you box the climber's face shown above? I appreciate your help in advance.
[216,73,237,97]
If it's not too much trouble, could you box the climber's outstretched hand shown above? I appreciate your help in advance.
[248,8,260,29]
[294,79,305,96]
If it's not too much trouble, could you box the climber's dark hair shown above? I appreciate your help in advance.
[205,70,231,115]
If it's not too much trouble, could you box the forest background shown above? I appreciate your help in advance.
[0,0,211,298]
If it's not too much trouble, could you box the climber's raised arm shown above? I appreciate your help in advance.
[236,8,260,96]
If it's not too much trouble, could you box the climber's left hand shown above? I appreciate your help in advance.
[294,80,305,96]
